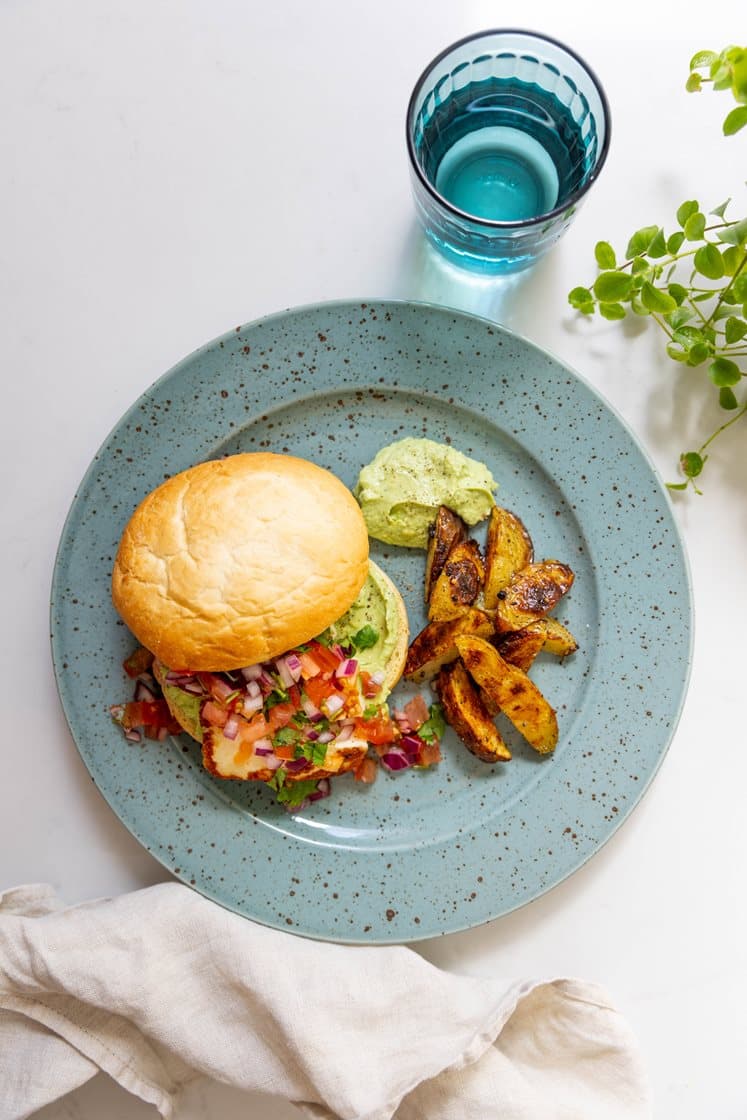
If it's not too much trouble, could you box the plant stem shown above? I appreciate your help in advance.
[699,401,747,452]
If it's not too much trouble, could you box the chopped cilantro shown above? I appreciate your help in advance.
[351,624,379,651]
[275,779,320,808]
[267,767,287,792]
[418,703,446,743]
[264,687,289,709]
[311,741,329,767]
[273,726,298,746]
[363,703,383,719]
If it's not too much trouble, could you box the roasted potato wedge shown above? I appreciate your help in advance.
[428,539,485,621]
[436,661,511,762]
[539,617,579,657]
[483,506,534,609]
[455,635,558,754]
[424,505,467,602]
[404,608,495,683]
[495,622,547,672]
[494,561,575,634]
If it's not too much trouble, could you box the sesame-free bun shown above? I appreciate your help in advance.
[112,453,369,671]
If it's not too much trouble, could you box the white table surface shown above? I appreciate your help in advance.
[2,2,745,1117]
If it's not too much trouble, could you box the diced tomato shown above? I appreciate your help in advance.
[235,716,269,744]
[202,700,228,727]
[303,676,336,708]
[299,652,322,679]
[267,702,296,732]
[308,641,342,673]
[196,673,237,704]
[404,695,430,730]
[288,684,301,709]
[122,699,181,733]
[273,743,297,760]
[123,646,154,679]
[418,739,442,767]
[360,671,381,699]
[354,714,398,745]
[354,757,378,783]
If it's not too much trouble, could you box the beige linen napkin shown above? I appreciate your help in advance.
[0,883,650,1120]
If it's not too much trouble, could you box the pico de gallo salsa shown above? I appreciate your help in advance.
[112,635,443,811]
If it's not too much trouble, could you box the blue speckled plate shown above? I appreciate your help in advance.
[51,299,692,943]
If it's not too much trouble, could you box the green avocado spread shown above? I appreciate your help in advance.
[320,560,401,698]
[354,437,497,548]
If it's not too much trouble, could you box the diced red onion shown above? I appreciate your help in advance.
[284,758,310,774]
[302,697,323,721]
[306,729,319,741]
[399,734,423,756]
[253,737,272,752]
[275,656,296,689]
[369,670,385,686]
[324,693,344,716]
[264,754,283,770]
[183,681,204,695]
[242,693,263,716]
[157,726,170,741]
[317,731,335,744]
[334,721,355,743]
[381,747,412,772]
[223,714,241,740]
[241,664,263,681]
[259,669,276,690]
[335,658,358,679]
[284,652,303,680]
[124,728,142,742]
[134,681,157,703]
[245,680,261,699]
[309,778,331,802]
[210,677,236,703]
[331,644,346,660]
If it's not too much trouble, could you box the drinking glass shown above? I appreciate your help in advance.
[406,29,611,273]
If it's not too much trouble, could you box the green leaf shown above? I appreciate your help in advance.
[711,199,732,219]
[419,703,446,744]
[717,217,747,246]
[680,452,704,479]
[709,357,742,386]
[647,228,668,258]
[666,307,693,329]
[677,200,699,227]
[666,342,691,363]
[631,295,650,316]
[626,225,660,258]
[667,481,689,491]
[725,316,747,343]
[667,283,689,305]
[594,241,616,269]
[690,50,718,69]
[719,387,739,410]
[599,302,626,320]
[694,243,725,279]
[640,281,678,313]
[684,212,706,240]
[734,275,747,301]
[593,271,634,302]
[275,778,321,808]
[687,343,712,366]
[685,72,702,92]
[667,231,685,254]
[631,255,651,275]
[568,286,595,313]
[351,624,379,651]
[724,106,747,135]
[722,245,742,275]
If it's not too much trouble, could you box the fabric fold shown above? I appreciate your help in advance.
[0,883,651,1120]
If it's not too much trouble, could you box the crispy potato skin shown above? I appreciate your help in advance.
[456,635,558,754]
[539,617,579,657]
[428,539,485,621]
[425,506,467,602]
[495,622,547,673]
[494,561,574,634]
[404,608,495,683]
[436,661,511,762]
[483,507,534,609]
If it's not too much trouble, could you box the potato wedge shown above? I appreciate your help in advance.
[495,622,547,672]
[483,506,534,609]
[455,635,558,754]
[428,539,485,621]
[539,617,579,657]
[424,505,467,602]
[404,608,494,683]
[436,661,511,762]
[494,561,575,634]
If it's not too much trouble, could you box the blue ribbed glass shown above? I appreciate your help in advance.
[406,30,611,273]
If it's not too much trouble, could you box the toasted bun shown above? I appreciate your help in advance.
[112,453,369,670]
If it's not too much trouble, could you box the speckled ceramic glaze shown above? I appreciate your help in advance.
[50,300,693,943]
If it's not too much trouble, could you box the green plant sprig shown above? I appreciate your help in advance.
[569,47,747,492]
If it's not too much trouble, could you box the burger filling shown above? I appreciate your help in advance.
[112,635,443,811]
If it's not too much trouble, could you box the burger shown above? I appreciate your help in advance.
[110,452,441,809]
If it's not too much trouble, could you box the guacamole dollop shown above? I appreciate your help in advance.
[354,437,497,548]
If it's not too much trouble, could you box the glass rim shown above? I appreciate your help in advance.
[405,27,612,231]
